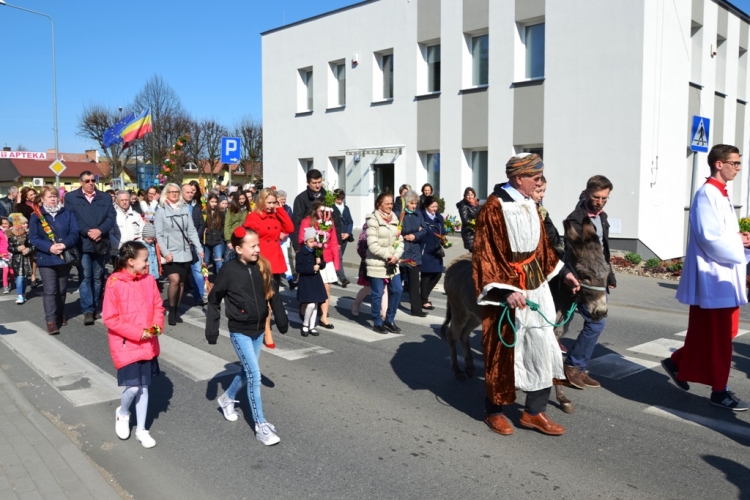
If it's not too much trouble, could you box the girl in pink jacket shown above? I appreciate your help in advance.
[102,241,164,449]
[0,218,9,293]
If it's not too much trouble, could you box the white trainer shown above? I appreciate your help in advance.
[217,392,239,422]
[115,407,130,440]
[255,422,280,446]
[135,430,156,448]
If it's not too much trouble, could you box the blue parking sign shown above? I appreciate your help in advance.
[221,137,241,164]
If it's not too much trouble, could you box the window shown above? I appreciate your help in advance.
[471,151,488,199]
[335,63,346,106]
[522,147,544,158]
[427,45,441,92]
[382,54,394,99]
[184,162,198,172]
[426,153,441,197]
[525,23,545,79]
[471,35,489,86]
[305,70,314,110]
[335,158,346,191]
[300,158,314,174]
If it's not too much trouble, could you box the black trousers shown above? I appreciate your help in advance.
[336,241,349,282]
[420,272,441,305]
[39,265,71,323]
[403,265,422,314]
[286,243,298,281]
[485,386,552,415]
[270,274,289,333]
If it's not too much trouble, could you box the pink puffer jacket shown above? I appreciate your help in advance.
[0,230,8,259]
[102,269,163,370]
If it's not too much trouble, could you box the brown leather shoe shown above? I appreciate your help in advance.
[581,370,601,388]
[84,313,95,326]
[484,414,514,436]
[564,364,586,390]
[46,322,59,335]
[57,316,67,327]
[519,412,565,436]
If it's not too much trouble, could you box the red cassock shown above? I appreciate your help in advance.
[242,209,294,275]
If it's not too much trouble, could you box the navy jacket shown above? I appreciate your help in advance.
[419,211,445,273]
[188,200,206,240]
[400,210,426,265]
[337,204,354,240]
[63,188,117,253]
[29,206,80,267]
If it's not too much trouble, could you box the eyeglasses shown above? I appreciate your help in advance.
[166,190,180,195]
[722,161,742,168]
[82,179,95,184]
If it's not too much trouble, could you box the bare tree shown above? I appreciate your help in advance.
[202,119,228,187]
[185,117,206,173]
[76,104,132,179]
[234,115,263,183]
[16,144,28,151]
[131,75,186,167]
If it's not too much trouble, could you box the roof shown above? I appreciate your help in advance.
[261,0,378,36]
[717,0,750,24]
[0,159,19,183]
[8,159,110,180]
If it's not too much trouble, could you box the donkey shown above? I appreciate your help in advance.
[440,217,610,414]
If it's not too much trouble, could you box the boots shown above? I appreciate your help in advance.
[168,306,177,326]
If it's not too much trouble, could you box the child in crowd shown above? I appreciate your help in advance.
[141,224,161,280]
[6,214,32,304]
[102,241,164,449]
[207,227,280,446]
[296,227,329,336]
[0,217,9,294]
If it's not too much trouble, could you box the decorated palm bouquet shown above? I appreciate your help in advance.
[313,230,330,259]
[444,215,462,234]
[740,217,750,233]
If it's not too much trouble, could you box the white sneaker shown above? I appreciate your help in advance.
[135,430,156,448]
[217,393,239,422]
[15,295,24,305]
[115,407,130,440]
[255,422,280,446]
[1,286,9,294]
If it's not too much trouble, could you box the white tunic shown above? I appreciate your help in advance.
[676,182,750,309]
[476,198,565,392]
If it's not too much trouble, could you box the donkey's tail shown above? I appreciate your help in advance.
[440,303,452,342]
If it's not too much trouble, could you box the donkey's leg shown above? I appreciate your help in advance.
[447,325,466,381]
[555,384,574,414]
[461,323,478,378]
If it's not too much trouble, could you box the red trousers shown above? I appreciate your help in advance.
[671,305,739,391]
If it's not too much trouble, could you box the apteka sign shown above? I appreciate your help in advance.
[0,151,48,160]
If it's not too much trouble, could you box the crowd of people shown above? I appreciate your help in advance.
[1,143,746,448]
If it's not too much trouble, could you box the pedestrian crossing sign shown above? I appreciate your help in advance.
[690,115,710,153]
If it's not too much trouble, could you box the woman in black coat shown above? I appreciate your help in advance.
[456,187,481,252]
[419,196,445,310]
[295,227,328,336]
[399,190,427,316]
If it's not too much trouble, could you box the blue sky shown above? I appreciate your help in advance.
[0,0,352,153]
[3,0,750,154]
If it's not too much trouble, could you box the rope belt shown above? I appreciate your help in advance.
[509,253,537,291]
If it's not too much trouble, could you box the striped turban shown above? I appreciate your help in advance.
[505,153,544,178]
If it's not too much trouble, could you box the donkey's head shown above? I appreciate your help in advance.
[564,218,609,321]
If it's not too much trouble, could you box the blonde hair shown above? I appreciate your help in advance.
[160,183,182,209]
[36,186,58,205]
[254,188,278,213]
[256,255,274,300]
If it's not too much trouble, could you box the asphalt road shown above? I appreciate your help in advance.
[1,272,750,500]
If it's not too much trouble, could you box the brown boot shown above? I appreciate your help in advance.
[519,411,565,436]
[46,322,59,335]
[484,414,513,436]
[581,370,601,388]
[564,364,586,390]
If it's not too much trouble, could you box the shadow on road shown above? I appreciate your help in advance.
[732,342,750,383]
[146,372,174,429]
[703,455,750,499]
[204,367,275,427]
[657,282,679,290]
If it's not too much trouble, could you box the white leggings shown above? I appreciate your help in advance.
[119,386,149,431]
[302,303,318,329]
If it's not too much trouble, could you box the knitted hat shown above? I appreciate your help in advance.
[141,223,156,239]
[303,227,317,242]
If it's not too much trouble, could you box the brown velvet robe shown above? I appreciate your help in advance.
[472,194,561,405]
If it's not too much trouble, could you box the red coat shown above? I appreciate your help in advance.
[243,209,295,275]
[102,270,163,370]
[299,217,340,271]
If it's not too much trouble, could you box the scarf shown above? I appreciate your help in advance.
[377,209,393,223]
[43,203,61,218]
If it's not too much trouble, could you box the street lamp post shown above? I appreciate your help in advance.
[0,0,59,188]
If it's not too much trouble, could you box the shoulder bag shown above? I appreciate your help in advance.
[174,215,200,265]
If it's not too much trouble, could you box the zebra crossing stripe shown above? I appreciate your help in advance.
[158,335,241,381]
[643,405,750,440]
[674,329,749,338]
[0,321,121,407]
[626,338,684,359]
[586,353,659,380]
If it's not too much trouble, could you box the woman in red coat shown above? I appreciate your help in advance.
[243,189,293,348]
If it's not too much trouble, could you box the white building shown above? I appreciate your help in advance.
[262,0,750,259]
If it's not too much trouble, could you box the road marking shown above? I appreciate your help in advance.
[674,329,749,338]
[179,309,333,361]
[158,335,240,381]
[644,405,750,440]
[627,338,684,359]
[0,321,120,407]
[0,295,19,302]
[286,309,401,342]
[587,353,659,380]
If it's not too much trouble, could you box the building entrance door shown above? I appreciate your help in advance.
[374,164,394,196]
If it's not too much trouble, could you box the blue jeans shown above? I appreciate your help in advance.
[226,333,265,424]
[566,298,607,370]
[15,276,25,296]
[79,252,106,314]
[203,244,224,274]
[189,258,205,299]
[369,274,403,325]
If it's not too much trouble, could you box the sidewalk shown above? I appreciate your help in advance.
[0,366,121,500]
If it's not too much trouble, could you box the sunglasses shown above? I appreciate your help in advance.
[82,179,95,184]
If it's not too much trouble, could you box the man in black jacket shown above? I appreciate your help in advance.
[0,186,18,217]
[64,171,117,325]
[562,175,616,390]
[291,169,342,251]
[183,183,206,304]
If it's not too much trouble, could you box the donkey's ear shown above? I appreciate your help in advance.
[564,220,581,244]
[580,217,599,243]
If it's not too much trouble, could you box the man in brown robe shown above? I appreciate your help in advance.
[473,153,579,436]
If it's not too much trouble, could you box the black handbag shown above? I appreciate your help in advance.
[432,232,446,258]
[63,246,80,265]
[93,237,110,255]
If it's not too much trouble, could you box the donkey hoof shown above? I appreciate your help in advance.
[454,371,467,382]
[465,367,475,378]
[560,402,574,414]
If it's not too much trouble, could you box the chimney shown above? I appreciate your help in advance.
[85,149,99,163]
[2,147,10,152]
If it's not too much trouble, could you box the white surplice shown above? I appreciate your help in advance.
[677,182,750,309]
